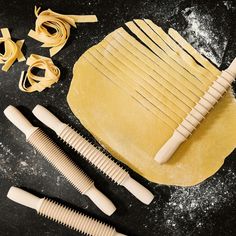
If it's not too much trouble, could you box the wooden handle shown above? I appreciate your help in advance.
[7,186,43,211]
[154,131,186,164]
[32,105,67,136]
[120,175,154,204]
[84,184,116,216]
[4,105,38,139]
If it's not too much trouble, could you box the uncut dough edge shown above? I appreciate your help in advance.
[67,57,236,187]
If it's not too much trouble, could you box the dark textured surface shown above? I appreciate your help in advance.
[0,0,235,236]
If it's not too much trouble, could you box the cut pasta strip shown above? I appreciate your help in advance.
[103,36,191,116]
[134,19,215,86]
[96,42,186,121]
[15,40,26,62]
[168,28,221,76]
[114,28,200,104]
[19,54,60,92]
[85,49,178,129]
[103,37,189,116]
[125,22,207,95]
[96,45,181,124]
[0,28,25,72]
[1,28,11,38]
[144,19,217,78]
[28,6,97,57]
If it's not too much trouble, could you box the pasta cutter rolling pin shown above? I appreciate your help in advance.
[33,105,154,205]
[155,57,236,164]
[8,187,126,236]
[4,105,116,216]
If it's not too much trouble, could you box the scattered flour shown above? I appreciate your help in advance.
[223,0,234,10]
[164,169,236,235]
[20,161,28,167]
[0,142,15,179]
[0,142,14,157]
[56,175,63,186]
[144,167,236,235]
[0,141,48,181]
[181,6,228,67]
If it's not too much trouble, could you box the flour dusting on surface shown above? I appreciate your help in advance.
[56,175,65,186]
[223,0,234,10]
[181,7,228,67]
[164,169,235,230]
[0,142,15,179]
[20,161,28,167]
[0,142,14,156]
[142,167,236,235]
[0,141,49,181]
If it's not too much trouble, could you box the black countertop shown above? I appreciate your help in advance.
[0,0,235,235]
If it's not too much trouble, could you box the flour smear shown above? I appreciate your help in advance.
[142,167,236,235]
[181,6,228,67]
[0,141,49,181]
[163,168,236,233]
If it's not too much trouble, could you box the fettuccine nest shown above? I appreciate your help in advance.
[28,7,97,56]
[0,28,25,71]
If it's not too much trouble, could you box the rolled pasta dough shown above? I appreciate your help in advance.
[67,20,236,186]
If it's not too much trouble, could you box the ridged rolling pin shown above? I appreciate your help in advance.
[7,187,126,236]
[32,105,154,205]
[4,105,116,216]
[154,57,236,164]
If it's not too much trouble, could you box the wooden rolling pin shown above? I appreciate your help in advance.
[32,105,154,205]
[8,186,126,236]
[4,105,116,216]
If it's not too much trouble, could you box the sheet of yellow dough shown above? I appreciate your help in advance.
[67,20,236,186]
[67,53,236,186]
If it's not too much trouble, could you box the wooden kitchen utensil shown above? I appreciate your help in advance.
[4,105,116,216]
[8,186,125,236]
[33,105,154,205]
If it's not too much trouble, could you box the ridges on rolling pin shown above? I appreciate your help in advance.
[4,105,116,216]
[7,187,126,236]
[32,105,154,205]
[154,58,236,164]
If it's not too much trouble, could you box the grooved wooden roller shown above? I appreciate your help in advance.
[32,105,154,205]
[4,105,116,216]
[7,187,126,236]
[154,58,236,164]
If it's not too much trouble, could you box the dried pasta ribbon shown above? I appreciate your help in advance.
[0,28,25,72]
[19,54,60,92]
[28,6,98,57]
